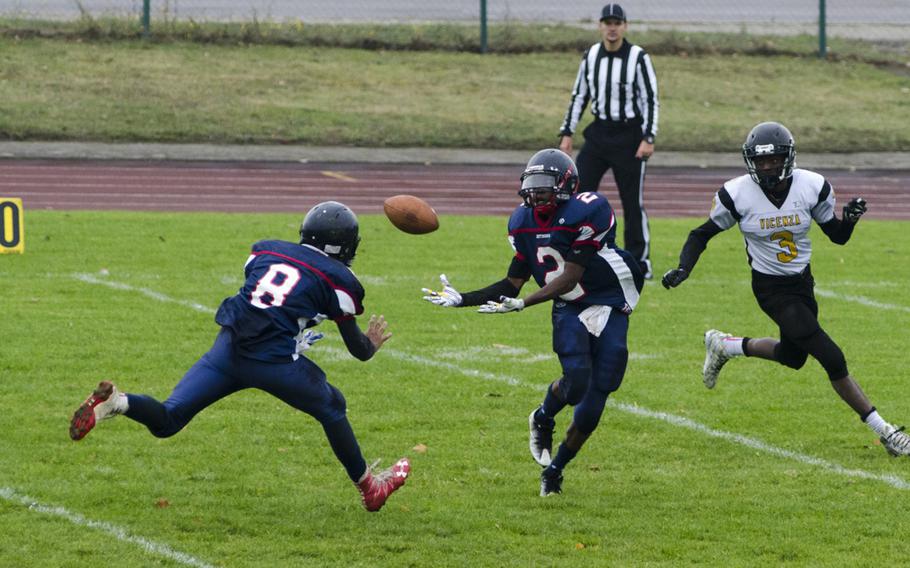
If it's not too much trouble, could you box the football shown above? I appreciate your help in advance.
[383,195,439,235]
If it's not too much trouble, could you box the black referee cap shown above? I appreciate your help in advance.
[600,3,626,22]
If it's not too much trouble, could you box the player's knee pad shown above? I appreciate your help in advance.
[319,384,348,424]
[147,416,184,438]
[573,390,609,435]
[593,346,629,395]
[149,426,177,438]
[556,367,591,406]
[145,405,187,438]
[330,385,347,412]
[805,329,848,381]
[774,342,809,371]
[775,302,820,341]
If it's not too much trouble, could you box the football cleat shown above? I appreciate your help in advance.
[881,426,910,457]
[528,407,555,467]
[357,457,410,512]
[69,381,123,441]
[540,466,563,497]
[703,329,732,389]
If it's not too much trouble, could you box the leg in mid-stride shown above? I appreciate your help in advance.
[661,121,902,456]
[700,321,910,457]
[69,330,412,511]
[531,305,629,496]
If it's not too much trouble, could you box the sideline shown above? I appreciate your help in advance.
[70,273,910,491]
[0,487,217,568]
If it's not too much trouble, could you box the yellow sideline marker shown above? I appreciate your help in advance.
[0,198,24,254]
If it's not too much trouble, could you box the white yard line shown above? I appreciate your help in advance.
[611,403,910,490]
[0,487,217,568]
[67,274,910,495]
[73,273,216,314]
[815,287,910,313]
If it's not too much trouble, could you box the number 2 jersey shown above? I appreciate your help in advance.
[709,169,836,276]
[215,240,365,363]
[508,192,644,312]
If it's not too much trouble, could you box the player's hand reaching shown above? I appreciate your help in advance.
[661,268,689,290]
[843,197,867,223]
[478,296,525,314]
[422,274,463,307]
[365,315,392,351]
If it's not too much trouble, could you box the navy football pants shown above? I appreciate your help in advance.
[551,302,630,435]
[125,329,348,438]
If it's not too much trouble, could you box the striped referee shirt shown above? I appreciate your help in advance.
[560,39,659,140]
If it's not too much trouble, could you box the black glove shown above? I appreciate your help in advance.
[661,268,689,290]
[843,197,867,223]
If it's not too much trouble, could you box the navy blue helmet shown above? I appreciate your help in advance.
[519,149,579,214]
[299,201,361,266]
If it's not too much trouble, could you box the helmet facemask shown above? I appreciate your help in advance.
[742,122,796,192]
[744,145,795,191]
[519,172,574,215]
[518,149,579,218]
[518,172,570,215]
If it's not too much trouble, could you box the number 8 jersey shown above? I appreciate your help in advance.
[215,240,365,362]
[508,191,644,312]
[709,169,836,276]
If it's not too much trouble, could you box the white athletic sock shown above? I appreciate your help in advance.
[114,393,129,415]
[722,337,745,357]
[864,410,895,438]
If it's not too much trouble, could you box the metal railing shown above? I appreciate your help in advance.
[2,1,908,52]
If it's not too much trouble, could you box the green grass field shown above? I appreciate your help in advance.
[2,210,910,566]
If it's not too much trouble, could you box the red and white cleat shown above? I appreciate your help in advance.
[356,457,410,512]
[69,381,122,441]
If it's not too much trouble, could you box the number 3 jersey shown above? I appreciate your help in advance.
[710,169,836,276]
[215,240,365,362]
[508,192,644,312]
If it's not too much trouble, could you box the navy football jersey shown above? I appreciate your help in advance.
[508,192,643,311]
[215,240,365,362]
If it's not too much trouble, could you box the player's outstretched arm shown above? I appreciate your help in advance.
[662,219,724,290]
[423,273,526,308]
[422,274,463,307]
[336,315,391,361]
[480,262,583,314]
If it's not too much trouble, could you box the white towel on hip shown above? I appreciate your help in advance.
[577,305,613,338]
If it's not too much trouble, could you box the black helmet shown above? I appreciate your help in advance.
[518,149,579,214]
[299,201,360,266]
[742,121,796,191]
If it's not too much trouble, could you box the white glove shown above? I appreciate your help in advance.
[478,296,525,314]
[422,274,463,307]
[296,329,325,354]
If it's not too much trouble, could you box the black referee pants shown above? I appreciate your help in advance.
[576,120,651,276]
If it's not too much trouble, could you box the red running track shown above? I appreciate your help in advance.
[2,159,908,220]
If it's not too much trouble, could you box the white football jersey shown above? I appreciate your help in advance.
[709,169,836,276]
